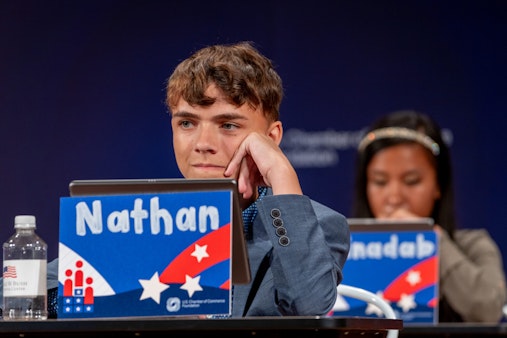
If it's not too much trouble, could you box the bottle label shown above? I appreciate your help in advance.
[3,259,47,297]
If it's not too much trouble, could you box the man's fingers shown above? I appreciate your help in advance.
[224,142,246,177]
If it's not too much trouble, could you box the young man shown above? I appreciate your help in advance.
[165,41,350,316]
[0,42,350,319]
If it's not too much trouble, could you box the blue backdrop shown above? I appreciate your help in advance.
[1,1,506,273]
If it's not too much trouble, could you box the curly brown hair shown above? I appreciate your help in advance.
[165,41,283,122]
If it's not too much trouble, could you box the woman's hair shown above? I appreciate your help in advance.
[351,110,457,236]
[165,41,283,122]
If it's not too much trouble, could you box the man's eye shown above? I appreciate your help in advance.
[222,123,237,130]
[180,120,193,128]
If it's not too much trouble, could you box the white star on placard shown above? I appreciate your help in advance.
[191,244,209,262]
[405,270,422,286]
[139,272,170,304]
[180,274,203,297]
[397,293,417,313]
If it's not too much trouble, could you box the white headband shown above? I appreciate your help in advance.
[358,127,440,156]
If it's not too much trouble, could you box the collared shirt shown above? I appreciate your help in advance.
[206,186,268,319]
[242,186,268,235]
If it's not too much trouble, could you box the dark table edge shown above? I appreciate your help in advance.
[402,323,507,334]
[0,316,403,333]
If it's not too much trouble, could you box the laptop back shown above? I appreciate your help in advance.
[58,178,250,318]
[347,217,434,231]
[68,178,251,285]
[332,217,439,325]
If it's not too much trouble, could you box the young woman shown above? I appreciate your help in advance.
[351,110,506,322]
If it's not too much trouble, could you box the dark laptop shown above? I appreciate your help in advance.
[333,216,438,324]
[347,217,434,232]
[68,178,251,285]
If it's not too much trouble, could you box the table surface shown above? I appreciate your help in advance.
[0,316,402,334]
[401,322,507,336]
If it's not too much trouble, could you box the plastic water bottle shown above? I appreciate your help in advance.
[2,215,48,320]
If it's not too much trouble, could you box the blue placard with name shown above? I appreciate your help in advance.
[332,230,439,324]
[57,190,233,318]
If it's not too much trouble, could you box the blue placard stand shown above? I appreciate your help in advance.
[57,190,233,318]
[332,230,439,324]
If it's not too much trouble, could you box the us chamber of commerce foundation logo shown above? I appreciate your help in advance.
[166,297,181,312]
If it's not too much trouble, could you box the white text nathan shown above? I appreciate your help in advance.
[75,197,220,236]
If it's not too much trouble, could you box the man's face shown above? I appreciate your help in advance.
[171,84,271,179]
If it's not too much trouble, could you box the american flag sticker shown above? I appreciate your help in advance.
[3,266,17,278]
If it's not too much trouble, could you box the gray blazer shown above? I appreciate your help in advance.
[232,191,350,316]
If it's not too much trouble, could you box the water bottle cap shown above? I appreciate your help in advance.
[14,215,36,229]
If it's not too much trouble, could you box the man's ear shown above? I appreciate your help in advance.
[267,121,283,145]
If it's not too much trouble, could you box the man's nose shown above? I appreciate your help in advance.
[195,125,217,153]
